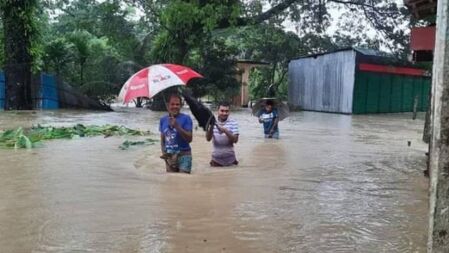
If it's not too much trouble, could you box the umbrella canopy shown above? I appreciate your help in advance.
[118,64,203,104]
[182,90,216,131]
[252,98,290,121]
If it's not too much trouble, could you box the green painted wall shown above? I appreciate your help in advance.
[352,71,431,114]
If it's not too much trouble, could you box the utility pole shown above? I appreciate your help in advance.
[428,0,449,252]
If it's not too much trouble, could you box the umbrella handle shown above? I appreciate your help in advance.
[162,94,170,114]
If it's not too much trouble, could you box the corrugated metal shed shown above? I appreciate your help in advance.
[288,48,431,114]
[288,50,356,113]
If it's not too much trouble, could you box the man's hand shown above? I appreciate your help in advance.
[168,115,192,143]
[216,123,238,143]
[169,116,178,129]
[216,123,226,134]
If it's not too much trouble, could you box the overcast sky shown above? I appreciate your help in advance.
[277,0,408,51]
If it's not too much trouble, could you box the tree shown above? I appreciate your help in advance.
[226,24,302,99]
[50,0,145,62]
[41,0,150,101]
[0,0,411,109]
[0,0,40,110]
[129,0,410,108]
[132,0,409,53]
[43,38,73,76]
[187,38,240,101]
[142,0,244,109]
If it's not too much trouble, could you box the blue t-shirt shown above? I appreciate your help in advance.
[260,109,279,134]
[159,113,193,152]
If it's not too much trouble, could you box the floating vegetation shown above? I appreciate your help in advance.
[0,124,153,149]
[119,139,157,150]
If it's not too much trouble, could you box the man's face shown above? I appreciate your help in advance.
[218,105,230,121]
[168,96,181,116]
[265,104,273,112]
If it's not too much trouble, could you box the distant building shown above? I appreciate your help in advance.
[404,0,437,62]
[410,26,435,62]
[232,60,269,107]
[288,48,431,114]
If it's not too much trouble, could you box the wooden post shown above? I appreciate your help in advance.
[413,95,419,120]
[428,0,449,252]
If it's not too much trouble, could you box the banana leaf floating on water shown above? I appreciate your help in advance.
[0,124,153,149]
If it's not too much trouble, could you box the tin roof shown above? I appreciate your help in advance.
[290,47,420,68]
[292,47,388,60]
[236,59,270,65]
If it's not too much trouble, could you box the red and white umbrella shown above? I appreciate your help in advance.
[118,64,203,104]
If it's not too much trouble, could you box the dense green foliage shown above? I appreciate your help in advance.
[0,0,413,106]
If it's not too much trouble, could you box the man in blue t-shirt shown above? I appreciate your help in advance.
[258,100,279,139]
[159,94,193,173]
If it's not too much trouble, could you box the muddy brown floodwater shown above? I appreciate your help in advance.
[0,109,429,253]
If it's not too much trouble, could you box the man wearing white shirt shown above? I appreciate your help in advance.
[206,101,239,167]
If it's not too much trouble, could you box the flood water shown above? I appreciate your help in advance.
[0,109,429,253]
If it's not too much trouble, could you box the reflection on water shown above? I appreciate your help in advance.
[0,109,428,252]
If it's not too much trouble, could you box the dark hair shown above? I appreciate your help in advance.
[218,101,230,108]
[265,100,274,106]
[167,93,183,104]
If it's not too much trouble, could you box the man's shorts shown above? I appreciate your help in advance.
[178,153,192,173]
[165,151,192,173]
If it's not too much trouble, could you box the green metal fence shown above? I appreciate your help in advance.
[353,71,430,114]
